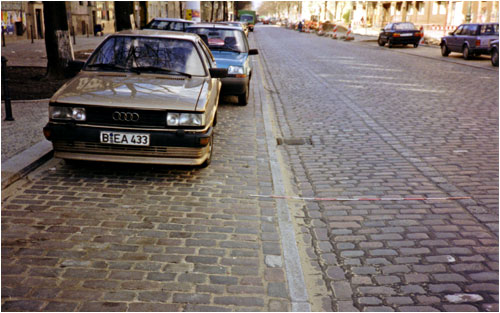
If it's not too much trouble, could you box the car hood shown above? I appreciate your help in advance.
[51,71,207,111]
[211,50,248,68]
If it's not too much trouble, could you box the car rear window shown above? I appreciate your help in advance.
[186,28,248,53]
[479,24,499,35]
[393,23,417,30]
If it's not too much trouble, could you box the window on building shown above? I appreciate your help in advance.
[407,3,414,15]
[417,1,425,15]
[396,2,402,15]
[438,1,446,15]
[79,1,84,6]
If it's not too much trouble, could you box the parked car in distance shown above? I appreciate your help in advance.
[186,23,258,105]
[378,22,422,48]
[490,40,499,66]
[219,21,249,36]
[43,30,227,167]
[143,18,195,32]
[440,23,499,59]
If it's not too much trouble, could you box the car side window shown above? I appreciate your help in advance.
[384,24,392,31]
[455,25,464,35]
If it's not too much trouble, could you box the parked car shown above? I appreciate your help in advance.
[218,21,249,36]
[440,23,499,59]
[378,22,422,48]
[143,18,195,32]
[186,23,258,105]
[490,40,499,66]
[43,30,227,167]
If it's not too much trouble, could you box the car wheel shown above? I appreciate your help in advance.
[463,45,471,60]
[377,37,385,46]
[413,43,419,48]
[492,48,499,67]
[200,132,214,168]
[388,39,393,48]
[441,43,450,56]
[238,82,249,106]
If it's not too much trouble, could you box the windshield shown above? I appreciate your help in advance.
[240,15,254,23]
[85,36,206,76]
[479,24,499,35]
[186,28,248,53]
[393,23,417,30]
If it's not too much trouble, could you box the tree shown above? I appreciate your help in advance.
[43,1,73,79]
[115,1,134,31]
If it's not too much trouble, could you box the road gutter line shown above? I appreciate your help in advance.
[255,54,311,312]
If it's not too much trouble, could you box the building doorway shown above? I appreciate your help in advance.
[36,9,43,39]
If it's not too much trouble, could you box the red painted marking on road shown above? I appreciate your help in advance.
[250,195,471,202]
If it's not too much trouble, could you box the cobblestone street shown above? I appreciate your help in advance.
[1,24,499,312]
[254,25,498,311]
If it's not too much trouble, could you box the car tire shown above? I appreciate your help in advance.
[238,82,249,106]
[441,43,450,56]
[492,48,499,67]
[388,39,393,48]
[413,43,419,48]
[200,132,214,168]
[377,37,385,46]
[463,45,471,60]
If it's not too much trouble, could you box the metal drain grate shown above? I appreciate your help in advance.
[276,137,313,146]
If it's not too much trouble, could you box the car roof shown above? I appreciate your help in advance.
[113,29,201,41]
[461,22,498,26]
[148,18,194,23]
[187,23,242,31]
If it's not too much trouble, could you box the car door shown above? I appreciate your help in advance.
[448,25,463,51]
[381,23,392,42]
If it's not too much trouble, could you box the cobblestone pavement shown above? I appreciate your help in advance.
[1,75,292,310]
[1,36,106,67]
[1,100,49,163]
[254,25,498,311]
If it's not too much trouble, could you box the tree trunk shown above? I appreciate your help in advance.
[115,1,133,31]
[43,1,73,80]
[211,2,215,22]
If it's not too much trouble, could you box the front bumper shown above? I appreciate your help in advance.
[220,76,249,95]
[44,123,212,165]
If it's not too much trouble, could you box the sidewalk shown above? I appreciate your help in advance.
[1,35,106,188]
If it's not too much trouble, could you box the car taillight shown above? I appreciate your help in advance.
[393,33,400,37]
[475,39,481,46]
[415,32,421,37]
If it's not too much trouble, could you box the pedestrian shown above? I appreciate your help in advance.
[298,20,303,32]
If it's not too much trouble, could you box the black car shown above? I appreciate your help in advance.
[440,23,499,59]
[378,22,422,48]
[490,40,499,66]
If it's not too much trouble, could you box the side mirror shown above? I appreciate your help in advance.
[380,28,385,32]
[209,68,228,78]
[449,32,455,36]
[248,49,259,55]
[66,60,85,77]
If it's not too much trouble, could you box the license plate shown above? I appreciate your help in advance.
[100,132,150,146]
[400,33,413,37]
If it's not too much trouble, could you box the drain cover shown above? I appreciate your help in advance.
[276,137,313,146]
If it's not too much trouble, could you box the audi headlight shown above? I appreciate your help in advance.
[167,113,205,127]
[50,106,86,121]
[72,108,86,121]
[227,66,244,75]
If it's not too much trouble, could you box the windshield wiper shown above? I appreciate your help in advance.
[132,66,192,78]
[86,63,127,71]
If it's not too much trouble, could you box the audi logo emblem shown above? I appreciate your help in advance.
[112,111,140,122]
